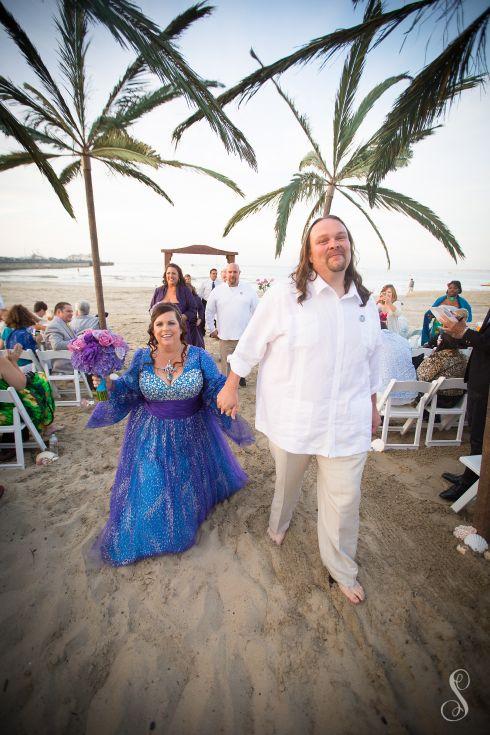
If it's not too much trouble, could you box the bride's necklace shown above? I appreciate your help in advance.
[155,349,185,384]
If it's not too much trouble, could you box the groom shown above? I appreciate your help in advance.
[217,216,381,604]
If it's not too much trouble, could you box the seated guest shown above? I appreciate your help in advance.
[33,301,48,328]
[416,333,467,407]
[0,345,55,456]
[71,300,100,334]
[376,284,409,337]
[421,280,472,345]
[378,324,417,405]
[44,302,76,372]
[0,305,42,365]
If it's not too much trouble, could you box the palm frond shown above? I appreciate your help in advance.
[0,150,60,172]
[223,188,286,237]
[0,1,77,130]
[160,159,243,196]
[56,1,89,136]
[338,186,390,266]
[368,8,490,189]
[0,101,73,216]
[173,0,437,140]
[23,83,80,142]
[102,160,174,204]
[91,131,162,167]
[336,73,410,166]
[249,49,329,176]
[298,150,328,174]
[59,159,81,185]
[301,194,326,241]
[333,0,381,171]
[348,184,463,261]
[275,172,327,257]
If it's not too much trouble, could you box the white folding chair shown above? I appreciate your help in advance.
[425,378,467,447]
[0,387,46,469]
[20,349,44,373]
[377,378,442,449]
[37,350,92,407]
[451,455,481,513]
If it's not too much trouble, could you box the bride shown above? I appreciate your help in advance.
[89,303,252,566]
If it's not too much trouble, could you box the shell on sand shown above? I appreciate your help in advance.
[453,525,477,540]
[456,544,468,555]
[464,534,489,554]
[35,451,59,466]
[370,438,385,452]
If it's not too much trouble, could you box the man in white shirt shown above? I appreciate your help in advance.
[198,267,220,306]
[217,216,381,605]
[205,263,258,385]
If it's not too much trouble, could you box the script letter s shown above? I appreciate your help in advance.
[441,669,470,722]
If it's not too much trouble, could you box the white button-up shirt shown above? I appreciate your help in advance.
[229,276,382,457]
[205,282,259,340]
[198,278,222,300]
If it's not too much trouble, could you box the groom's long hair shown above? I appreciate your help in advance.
[291,215,370,306]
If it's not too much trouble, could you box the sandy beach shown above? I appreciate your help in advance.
[1,282,489,734]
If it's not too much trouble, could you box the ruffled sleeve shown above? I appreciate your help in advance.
[86,348,147,428]
[198,347,254,446]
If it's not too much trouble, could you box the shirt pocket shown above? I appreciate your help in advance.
[289,310,319,348]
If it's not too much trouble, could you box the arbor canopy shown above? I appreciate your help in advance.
[161,245,238,269]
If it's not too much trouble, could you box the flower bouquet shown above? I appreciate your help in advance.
[68,330,129,401]
[256,277,274,296]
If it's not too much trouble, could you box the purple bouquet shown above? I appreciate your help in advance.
[68,330,129,400]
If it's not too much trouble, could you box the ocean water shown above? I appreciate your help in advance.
[2,260,489,295]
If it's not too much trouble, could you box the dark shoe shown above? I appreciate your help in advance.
[439,482,470,502]
[239,377,247,387]
[442,471,464,484]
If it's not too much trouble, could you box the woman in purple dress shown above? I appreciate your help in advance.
[88,304,253,566]
[149,263,202,346]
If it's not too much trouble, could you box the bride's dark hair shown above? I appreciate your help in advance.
[147,303,187,359]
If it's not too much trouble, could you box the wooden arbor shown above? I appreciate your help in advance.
[161,244,238,269]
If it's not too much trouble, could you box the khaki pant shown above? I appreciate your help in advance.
[218,339,238,376]
[268,440,367,586]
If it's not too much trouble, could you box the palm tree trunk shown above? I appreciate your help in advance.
[323,182,335,216]
[81,154,107,329]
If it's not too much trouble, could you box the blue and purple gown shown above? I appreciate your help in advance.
[87,346,253,566]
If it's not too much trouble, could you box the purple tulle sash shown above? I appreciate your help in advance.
[144,396,202,419]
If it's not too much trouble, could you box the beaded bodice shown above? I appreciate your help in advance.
[139,358,203,401]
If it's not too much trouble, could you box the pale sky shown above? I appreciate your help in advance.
[1,0,489,271]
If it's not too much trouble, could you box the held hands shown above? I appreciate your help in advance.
[217,383,239,419]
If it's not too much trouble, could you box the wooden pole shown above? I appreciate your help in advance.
[81,154,107,329]
[473,390,490,541]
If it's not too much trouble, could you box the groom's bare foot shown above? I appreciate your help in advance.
[267,527,286,546]
[338,581,365,605]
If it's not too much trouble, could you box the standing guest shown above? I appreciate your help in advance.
[1,305,42,364]
[416,333,467,408]
[44,302,76,372]
[421,280,472,345]
[221,268,228,284]
[71,301,100,335]
[438,308,490,501]
[378,323,417,405]
[376,284,408,336]
[184,275,205,348]
[87,303,253,566]
[198,268,220,310]
[205,263,258,386]
[149,263,202,346]
[407,277,414,293]
[217,215,382,605]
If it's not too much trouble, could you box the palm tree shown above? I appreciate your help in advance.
[174,0,489,193]
[0,0,256,211]
[0,2,245,327]
[223,2,475,264]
